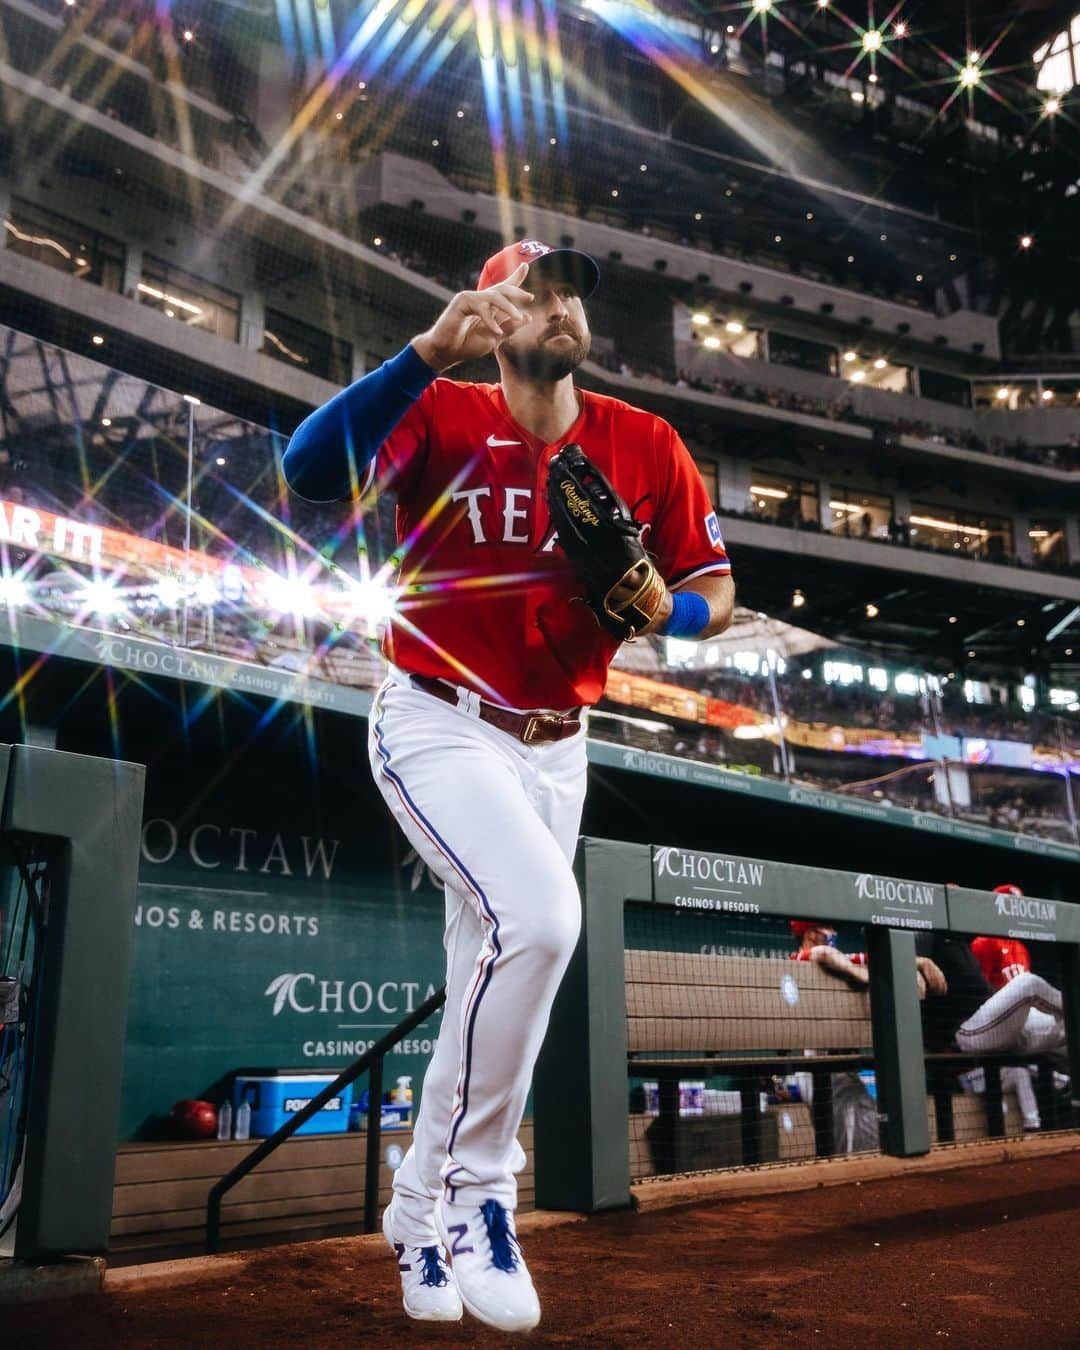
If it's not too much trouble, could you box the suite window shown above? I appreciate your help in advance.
[4,199,124,292]
[767,332,838,378]
[1029,519,1067,568]
[909,504,1012,561]
[749,471,819,527]
[138,257,240,342]
[828,487,893,540]
[919,368,972,408]
[262,309,353,385]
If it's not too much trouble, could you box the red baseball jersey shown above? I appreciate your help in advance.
[970,936,1031,991]
[365,378,731,709]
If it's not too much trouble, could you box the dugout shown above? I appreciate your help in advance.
[0,650,1078,1259]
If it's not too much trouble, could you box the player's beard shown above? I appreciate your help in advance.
[501,326,591,382]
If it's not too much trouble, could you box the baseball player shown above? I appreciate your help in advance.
[970,885,1033,990]
[921,927,1065,1131]
[283,240,734,1330]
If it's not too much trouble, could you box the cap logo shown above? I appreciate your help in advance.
[518,240,551,257]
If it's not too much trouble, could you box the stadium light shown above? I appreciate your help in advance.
[78,578,125,616]
[751,0,772,13]
[893,21,907,37]
[865,603,879,618]
[703,335,722,349]
[996,387,1010,400]
[873,358,887,370]
[691,311,711,326]
[154,576,185,608]
[851,90,866,104]
[792,589,806,608]
[843,350,857,362]
[851,369,866,382]
[262,574,321,618]
[337,574,397,628]
[862,30,883,53]
[959,64,980,89]
[1041,389,1055,402]
[750,484,789,499]
[1044,96,1062,115]
[91,334,104,345]
[724,320,745,334]
[1020,233,1034,249]
[0,573,30,607]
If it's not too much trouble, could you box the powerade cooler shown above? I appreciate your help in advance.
[232,1072,352,1136]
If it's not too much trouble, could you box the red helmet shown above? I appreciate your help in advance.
[790,919,830,938]
[170,1099,219,1140]
[993,883,1023,896]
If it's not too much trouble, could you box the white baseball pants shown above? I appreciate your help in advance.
[368,667,587,1246]
[954,971,1065,1057]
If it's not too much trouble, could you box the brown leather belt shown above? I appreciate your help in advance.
[409,675,582,745]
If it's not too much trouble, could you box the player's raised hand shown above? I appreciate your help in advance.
[411,263,534,373]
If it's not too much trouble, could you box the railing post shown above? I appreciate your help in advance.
[364,1056,384,1234]
[865,926,931,1157]
[534,839,652,1213]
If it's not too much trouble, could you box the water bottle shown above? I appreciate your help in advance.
[216,1101,232,1141]
[235,1098,251,1141]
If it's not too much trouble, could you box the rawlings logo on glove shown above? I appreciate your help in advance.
[545,444,666,642]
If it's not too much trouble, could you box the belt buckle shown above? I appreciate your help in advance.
[523,713,562,744]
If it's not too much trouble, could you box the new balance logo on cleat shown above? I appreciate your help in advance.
[383,1201,463,1323]
[436,1195,541,1332]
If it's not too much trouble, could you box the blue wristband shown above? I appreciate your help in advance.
[661,590,710,638]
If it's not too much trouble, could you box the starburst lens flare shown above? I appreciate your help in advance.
[154,576,185,608]
[751,0,772,12]
[78,578,126,616]
[344,575,398,627]
[0,573,30,608]
[262,573,322,619]
[959,64,980,89]
[862,29,882,53]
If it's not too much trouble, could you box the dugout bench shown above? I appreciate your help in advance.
[534,839,1080,1214]
[626,949,1062,1172]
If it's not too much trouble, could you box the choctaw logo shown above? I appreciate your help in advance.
[558,478,600,527]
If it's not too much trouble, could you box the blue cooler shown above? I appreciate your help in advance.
[233,1073,352,1136]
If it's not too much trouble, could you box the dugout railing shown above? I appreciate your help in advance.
[204,985,447,1254]
[533,839,1080,1213]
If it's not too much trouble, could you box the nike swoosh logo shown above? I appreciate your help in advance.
[487,434,521,447]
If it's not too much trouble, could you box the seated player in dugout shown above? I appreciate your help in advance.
[918,913,1068,1134]
[282,241,734,1332]
[789,919,946,1000]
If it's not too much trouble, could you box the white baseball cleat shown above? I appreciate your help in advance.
[383,1201,463,1322]
[435,1195,540,1332]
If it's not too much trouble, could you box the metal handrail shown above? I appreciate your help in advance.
[205,984,446,1254]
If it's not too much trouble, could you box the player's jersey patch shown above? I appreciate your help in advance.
[705,511,725,552]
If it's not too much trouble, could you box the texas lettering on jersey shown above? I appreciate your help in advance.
[970,936,1032,992]
[365,378,731,709]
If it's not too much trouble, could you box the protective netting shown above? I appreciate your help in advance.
[0,842,48,1251]
[2,1,1080,841]
[919,935,1073,1144]
[624,903,880,1182]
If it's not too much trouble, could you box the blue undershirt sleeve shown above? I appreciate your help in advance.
[281,342,438,502]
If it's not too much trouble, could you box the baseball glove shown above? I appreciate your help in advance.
[545,443,666,641]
